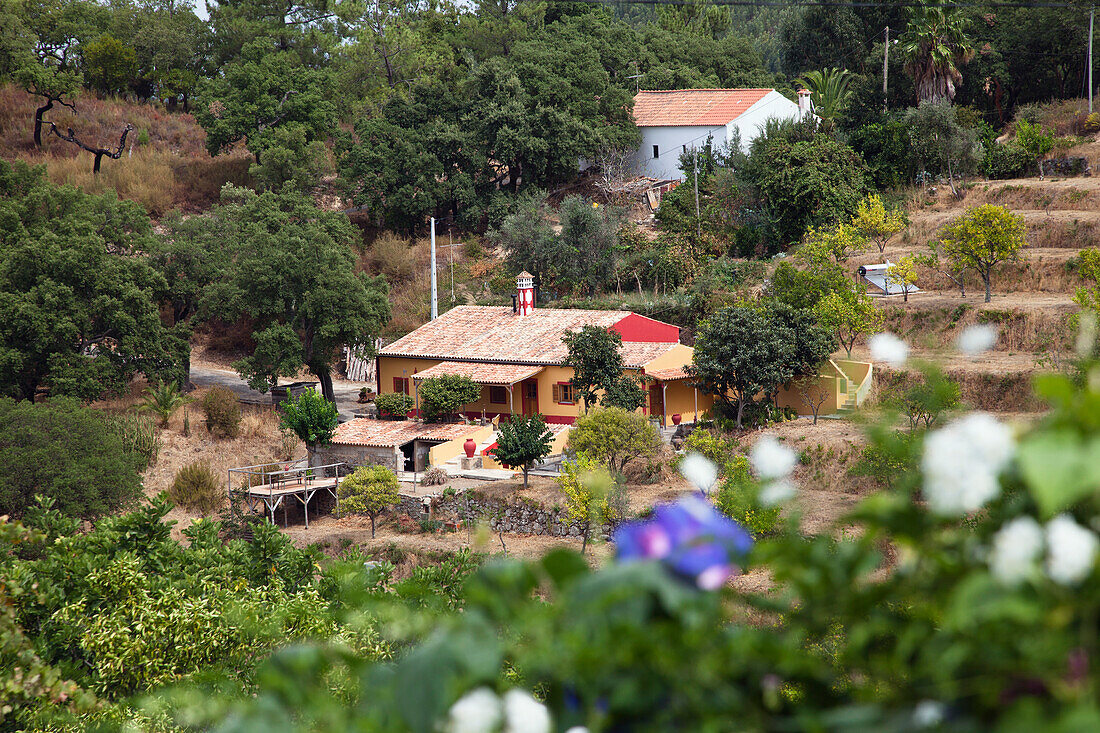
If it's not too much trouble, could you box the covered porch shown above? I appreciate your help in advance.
[643,367,713,428]
[410,360,546,421]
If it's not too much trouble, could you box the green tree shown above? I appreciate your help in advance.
[814,286,883,359]
[567,407,660,474]
[561,325,643,412]
[905,101,983,198]
[491,413,553,490]
[0,161,182,401]
[689,305,813,429]
[937,204,1026,303]
[489,193,556,295]
[280,388,339,456]
[0,398,144,519]
[1014,119,1055,180]
[81,33,137,96]
[338,465,401,538]
[205,186,390,404]
[555,196,620,296]
[900,4,975,104]
[417,374,481,422]
[852,194,908,255]
[749,134,869,248]
[768,260,850,311]
[1073,249,1100,319]
[919,239,971,297]
[792,67,854,129]
[375,391,414,419]
[794,223,868,267]
[195,39,336,175]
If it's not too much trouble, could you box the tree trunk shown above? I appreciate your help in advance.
[983,273,992,303]
[93,151,105,174]
[581,522,589,554]
[903,287,908,303]
[736,398,745,430]
[311,364,336,405]
[522,466,529,490]
[370,514,376,538]
[34,99,54,147]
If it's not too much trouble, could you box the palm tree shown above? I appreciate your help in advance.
[138,381,192,428]
[900,5,975,105]
[793,68,854,129]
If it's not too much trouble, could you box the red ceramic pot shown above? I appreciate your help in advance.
[672,414,682,425]
[464,438,477,458]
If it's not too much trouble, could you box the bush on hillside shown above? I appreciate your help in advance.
[201,386,242,438]
[0,398,144,519]
[568,407,660,474]
[984,141,1034,180]
[421,466,449,486]
[375,391,414,419]
[106,412,160,469]
[418,375,481,422]
[169,462,224,515]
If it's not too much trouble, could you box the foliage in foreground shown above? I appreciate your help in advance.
[128,339,1100,732]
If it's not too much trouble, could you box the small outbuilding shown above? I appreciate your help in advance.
[858,263,921,297]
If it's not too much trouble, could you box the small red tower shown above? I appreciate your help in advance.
[516,271,535,316]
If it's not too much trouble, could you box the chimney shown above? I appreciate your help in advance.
[516,271,535,316]
[797,88,813,117]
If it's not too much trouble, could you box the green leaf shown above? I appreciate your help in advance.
[1017,429,1100,516]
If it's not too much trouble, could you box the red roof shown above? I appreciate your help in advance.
[632,89,773,127]
[331,419,473,448]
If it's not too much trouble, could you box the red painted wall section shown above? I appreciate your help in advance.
[610,313,680,343]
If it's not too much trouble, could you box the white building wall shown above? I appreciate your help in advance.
[633,91,805,181]
[633,124,727,181]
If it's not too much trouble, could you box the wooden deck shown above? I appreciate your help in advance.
[228,459,345,528]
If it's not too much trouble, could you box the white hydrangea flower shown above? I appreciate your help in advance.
[988,516,1044,586]
[502,689,551,733]
[956,324,998,355]
[749,435,796,480]
[1046,515,1099,586]
[921,413,1014,516]
[912,700,945,728]
[679,453,718,494]
[868,332,909,366]
[564,728,590,733]
[759,479,796,507]
[446,688,502,733]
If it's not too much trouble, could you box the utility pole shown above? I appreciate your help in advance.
[1090,7,1095,114]
[430,217,438,320]
[449,223,455,305]
[883,26,889,113]
[693,147,701,240]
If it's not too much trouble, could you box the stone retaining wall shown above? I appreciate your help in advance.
[397,489,605,538]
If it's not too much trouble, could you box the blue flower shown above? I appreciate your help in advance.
[613,496,753,589]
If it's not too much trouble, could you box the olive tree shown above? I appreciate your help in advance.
[492,414,553,490]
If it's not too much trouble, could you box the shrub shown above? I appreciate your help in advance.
[422,466,448,486]
[567,407,660,473]
[712,454,780,537]
[417,374,480,422]
[280,388,338,446]
[338,465,401,537]
[107,412,160,469]
[984,141,1033,180]
[201,386,242,438]
[137,381,192,428]
[169,462,224,515]
[375,391,414,419]
[0,398,144,519]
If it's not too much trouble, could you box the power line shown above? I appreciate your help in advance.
[594,0,1077,8]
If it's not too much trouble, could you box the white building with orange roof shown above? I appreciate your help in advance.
[632,88,811,181]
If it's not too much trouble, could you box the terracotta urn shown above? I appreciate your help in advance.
[672,413,682,425]
[464,438,477,458]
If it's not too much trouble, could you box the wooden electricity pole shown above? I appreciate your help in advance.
[693,147,701,240]
[883,26,890,113]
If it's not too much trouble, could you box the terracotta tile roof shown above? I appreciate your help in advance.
[331,419,474,448]
[380,305,678,367]
[646,366,691,381]
[411,361,544,385]
[632,89,773,127]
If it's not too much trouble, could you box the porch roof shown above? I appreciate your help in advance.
[331,419,473,448]
[410,361,544,386]
[645,366,691,381]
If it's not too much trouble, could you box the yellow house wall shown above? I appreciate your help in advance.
[653,380,714,427]
[776,375,842,416]
[641,343,695,372]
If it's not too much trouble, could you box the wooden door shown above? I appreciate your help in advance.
[522,379,539,416]
[649,384,664,421]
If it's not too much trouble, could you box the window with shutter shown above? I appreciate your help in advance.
[490,386,508,404]
[552,384,561,403]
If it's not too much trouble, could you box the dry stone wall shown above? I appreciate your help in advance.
[397,489,608,538]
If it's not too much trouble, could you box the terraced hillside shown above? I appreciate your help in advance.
[851,175,1096,413]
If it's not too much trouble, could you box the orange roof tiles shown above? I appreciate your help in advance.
[332,419,474,448]
[380,305,678,368]
[632,89,773,127]
[646,366,691,381]
[411,361,543,385]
